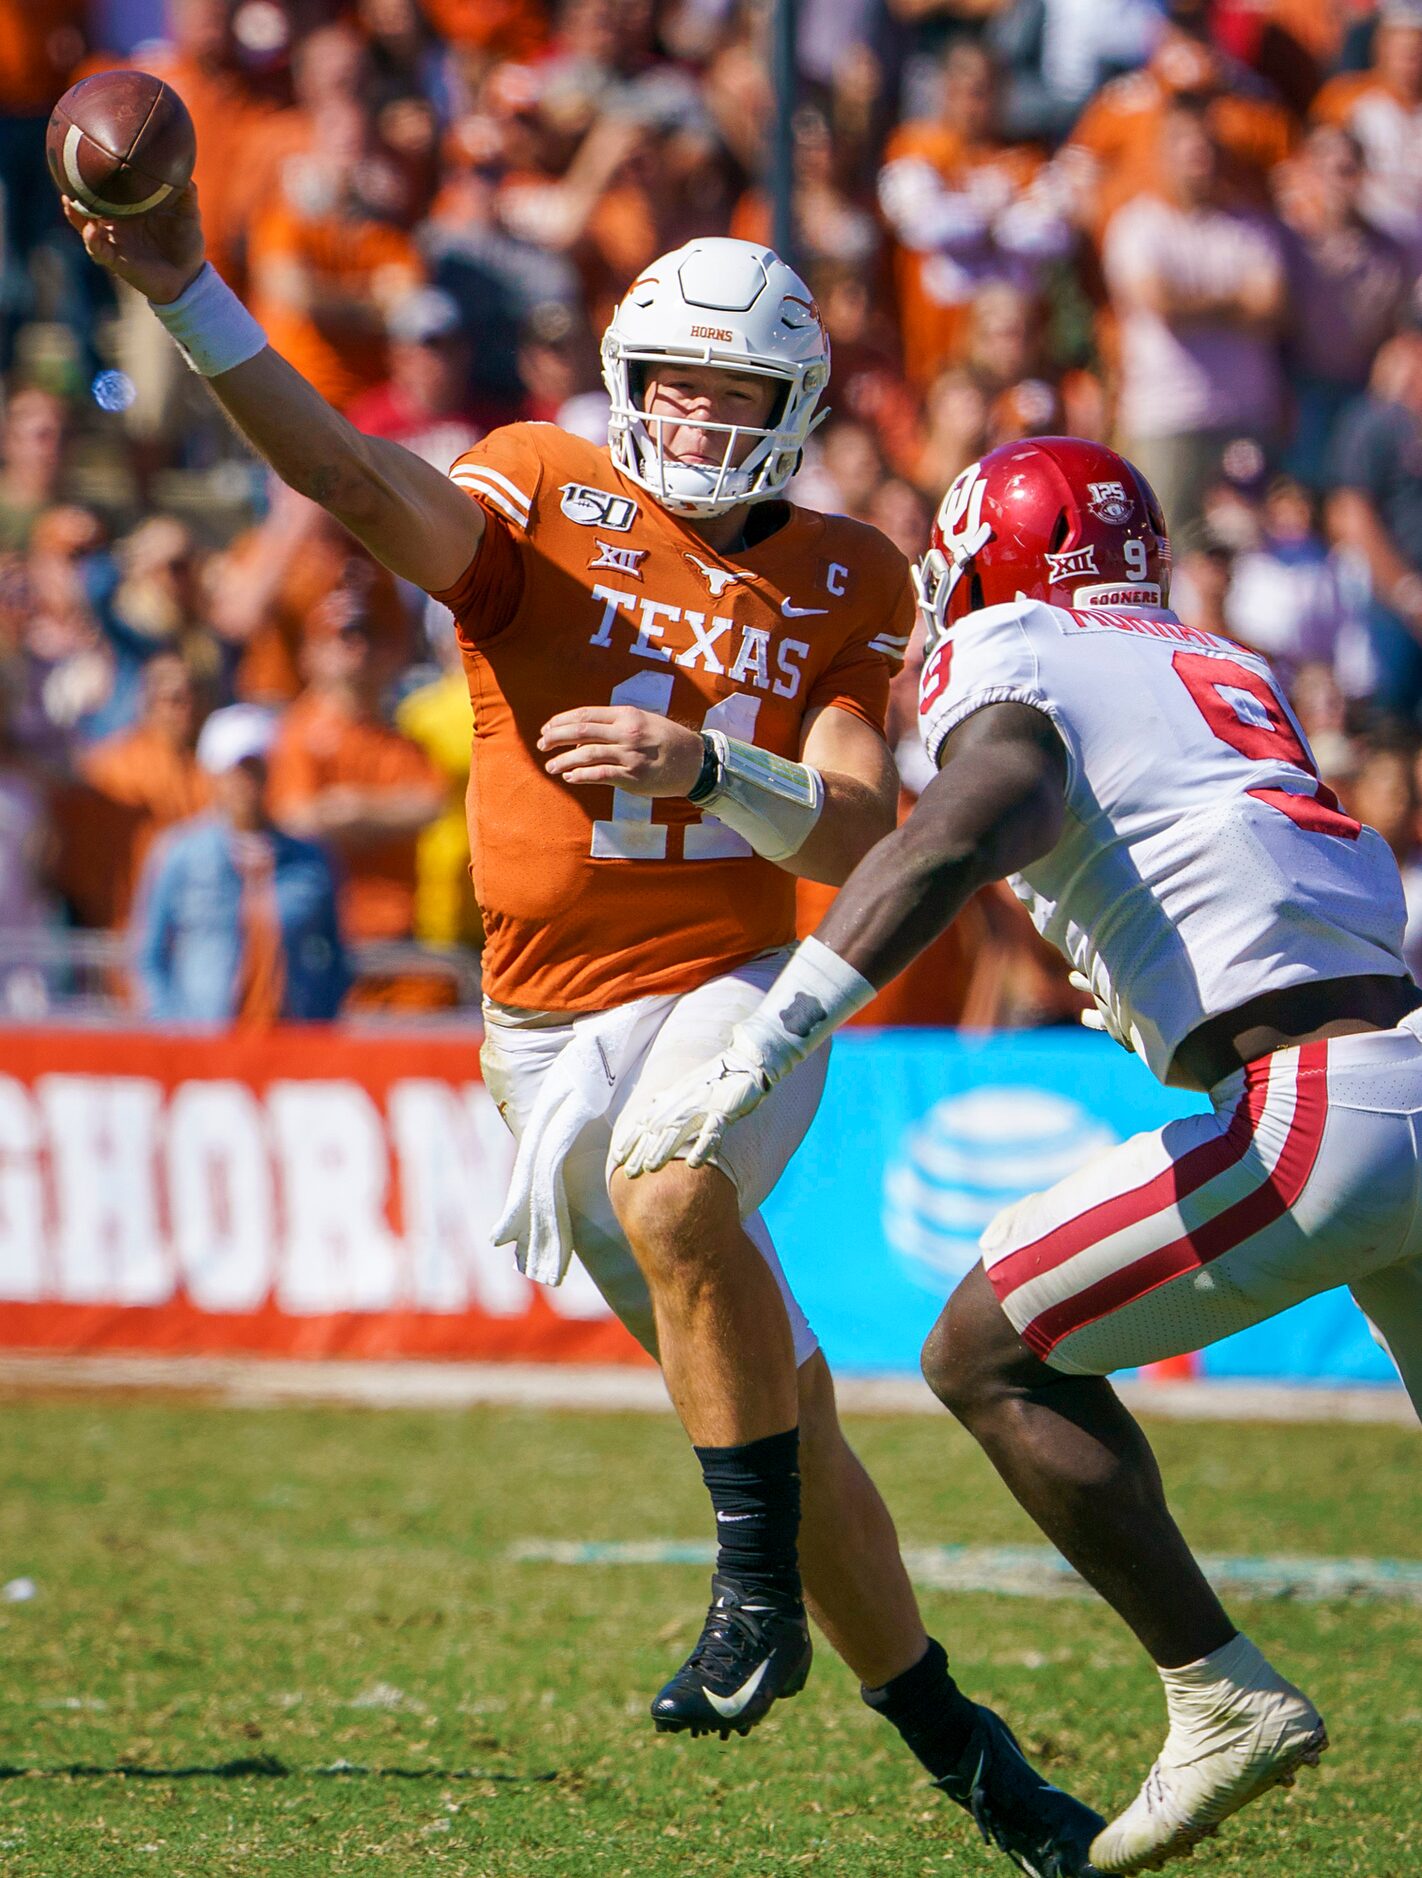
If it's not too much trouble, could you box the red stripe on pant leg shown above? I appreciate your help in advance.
[987,1060,1272,1303]
[1022,1043,1330,1360]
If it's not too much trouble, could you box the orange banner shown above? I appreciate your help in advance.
[0,1028,648,1365]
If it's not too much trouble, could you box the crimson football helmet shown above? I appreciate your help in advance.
[913,437,1171,638]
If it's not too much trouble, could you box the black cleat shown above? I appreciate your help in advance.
[651,1572,812,1740]
[936,1703,1105,1878]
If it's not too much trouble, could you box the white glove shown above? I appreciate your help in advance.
[611,1029,773,1178]
[1068,969,1135,1052]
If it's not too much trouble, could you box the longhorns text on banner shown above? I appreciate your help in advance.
[0,1039,630,1357]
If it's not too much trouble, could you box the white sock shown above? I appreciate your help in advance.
[1157,1631,1298,1746]
[1159,1631,1267,1698]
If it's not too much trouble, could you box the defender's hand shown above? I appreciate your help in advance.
[611,1035,774,1177]
[1068,969,1134,1052]
[62,185,205,305]
[539,705,704,796]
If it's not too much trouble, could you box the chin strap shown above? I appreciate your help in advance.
[686,730,825,862]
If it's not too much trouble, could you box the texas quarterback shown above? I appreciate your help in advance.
[63,168,1105,1878]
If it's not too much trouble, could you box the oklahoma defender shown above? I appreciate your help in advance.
[616,435,1422,1875]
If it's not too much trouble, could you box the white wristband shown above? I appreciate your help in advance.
[149,262,268,377]
[735,935,877,1084]
[691,731,825,861]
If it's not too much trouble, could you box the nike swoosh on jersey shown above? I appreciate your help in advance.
[703,1658,771,1720]
[781,599,828,617]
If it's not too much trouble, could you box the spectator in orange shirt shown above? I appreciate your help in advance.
[266,609,443,951]
[208,491,412,706]
[877,41,1072,390]
[0,0,86,366]
[501,106,720,343]
[1060,10,1297,239]
[1312,0,1422,270]
[69,649,212,930]
[138,0,280,291]
[225,20,372,278]
[247,98,424,411]
[419,0,547,62]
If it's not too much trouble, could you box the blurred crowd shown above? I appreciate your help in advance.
[4,0,1422,1026]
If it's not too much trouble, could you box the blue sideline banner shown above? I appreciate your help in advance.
[762,1029,1402,1388]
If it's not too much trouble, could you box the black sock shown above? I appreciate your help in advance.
[862,1637,978,1778]
[693,1427,801,1603]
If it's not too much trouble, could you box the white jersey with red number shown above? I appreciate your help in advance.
[918,598,1408,1082]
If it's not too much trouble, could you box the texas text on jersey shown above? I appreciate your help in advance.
[434,422,913,1011]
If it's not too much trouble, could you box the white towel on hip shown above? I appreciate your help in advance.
[492,994,667,1286]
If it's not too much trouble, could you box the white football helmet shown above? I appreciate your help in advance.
[601,237,831,517]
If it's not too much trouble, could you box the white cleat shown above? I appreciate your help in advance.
[1090,1634,1328,1875]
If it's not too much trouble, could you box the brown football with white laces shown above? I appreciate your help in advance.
[46,70,196,219]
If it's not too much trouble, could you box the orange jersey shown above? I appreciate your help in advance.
[248,199,421,411]
[879,124,1046,387]
[1068,60,1296,236]
[432,426,912,1012]
[0,0,83,111]
[266,693,442,944]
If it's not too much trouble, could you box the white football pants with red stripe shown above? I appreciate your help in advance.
[982,1016,1422,1411]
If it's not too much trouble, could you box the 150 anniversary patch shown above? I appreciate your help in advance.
[560,482,640,531]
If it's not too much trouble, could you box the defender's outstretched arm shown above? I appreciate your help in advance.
[612,701,1068,1175]
[811,701,1067,987]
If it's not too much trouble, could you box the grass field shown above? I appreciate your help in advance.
[0,1389,1417,1877]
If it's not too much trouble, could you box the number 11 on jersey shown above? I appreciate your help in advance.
[589,673,762,862]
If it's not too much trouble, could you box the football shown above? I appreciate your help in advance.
[46,70,196,218]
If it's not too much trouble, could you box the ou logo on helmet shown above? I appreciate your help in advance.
[935,462,994,604]
[882,1087,1118,1293]
[914,460,993,656]
[937,462,992,562]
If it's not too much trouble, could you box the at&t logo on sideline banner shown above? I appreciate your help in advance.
[883,1086,1118,1295]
